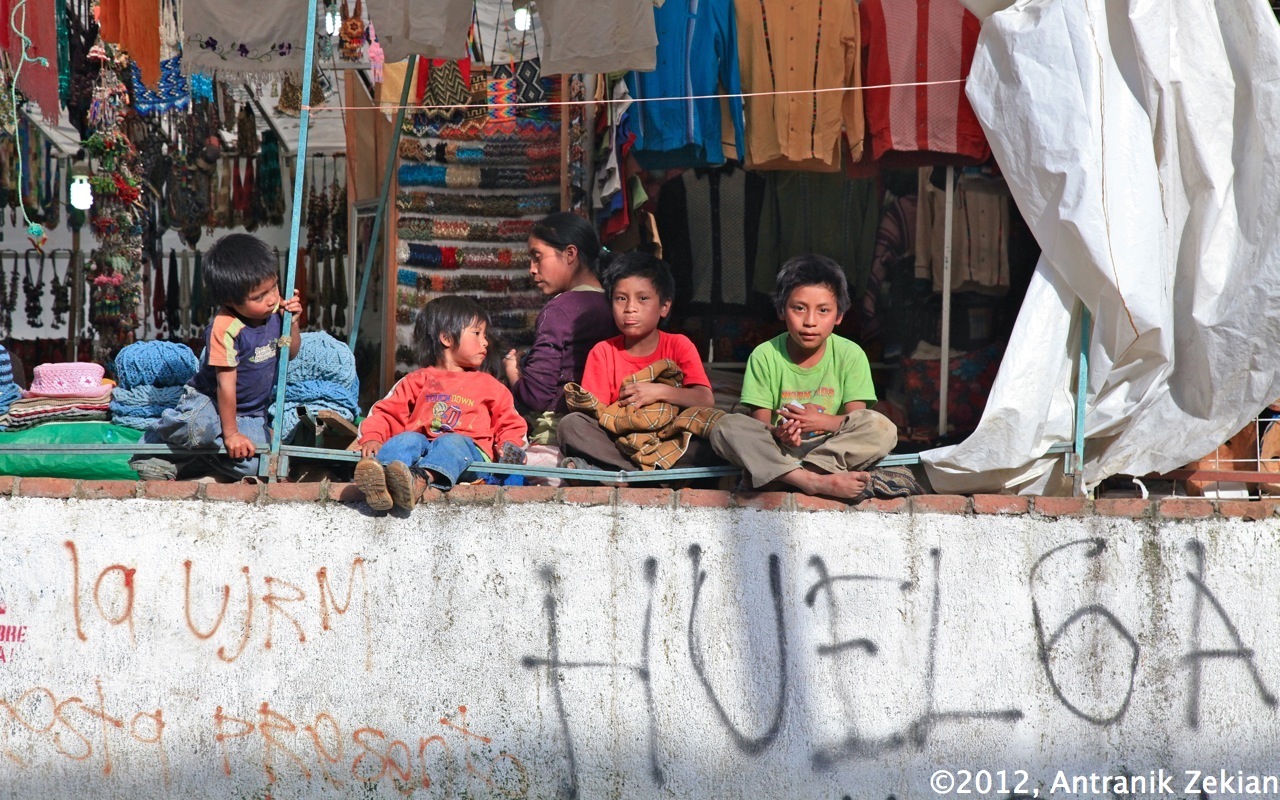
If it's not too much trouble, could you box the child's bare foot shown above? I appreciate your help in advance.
[781,467,869,500]
[355,457,393,511]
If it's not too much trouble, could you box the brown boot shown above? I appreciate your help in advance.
[354,458,393,511]
[385,461,422,510]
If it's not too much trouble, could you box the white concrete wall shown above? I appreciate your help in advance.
[0,498,1278,799]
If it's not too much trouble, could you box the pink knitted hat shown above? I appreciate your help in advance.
[24,362,107,398]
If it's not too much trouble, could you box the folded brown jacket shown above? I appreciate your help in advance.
[564,359,724,470]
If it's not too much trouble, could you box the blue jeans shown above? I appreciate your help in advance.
[375,432,483,489]
[144,387,268,479]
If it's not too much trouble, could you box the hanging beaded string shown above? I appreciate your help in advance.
[8,0,48,245]
[22,248,44,327]
[50,249,71,328]
[0,251,16,333]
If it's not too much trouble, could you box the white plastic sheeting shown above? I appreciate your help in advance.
[923,0,1280,494]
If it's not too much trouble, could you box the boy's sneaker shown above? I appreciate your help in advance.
[130,457,177,481]
[384,461,427,511]
[354,457,394,511]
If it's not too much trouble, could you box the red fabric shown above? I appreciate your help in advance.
[357,367,528,458]
[3,0,60,122]
[581,332,711,406]
[860,0,988,163]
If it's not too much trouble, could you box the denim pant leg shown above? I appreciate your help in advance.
[205,415,269,479]
[375,431,432,469]
[418,434,484,489]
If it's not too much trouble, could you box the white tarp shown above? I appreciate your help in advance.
[923,0,1280,494]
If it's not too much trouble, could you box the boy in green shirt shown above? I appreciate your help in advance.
[710,254,920,500]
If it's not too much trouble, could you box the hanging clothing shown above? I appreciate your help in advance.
[733,0,863,171]
[363,0,472,63]
[1,0,60,122]
[753,171,880,300]
[180,0,311,77]
[537,0,658,75]
[860,0,989,163]
[623,0,745,170]
[915,169,1010,292]
[659,164,766,307]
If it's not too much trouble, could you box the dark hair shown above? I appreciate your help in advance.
[413,295,489,368]
[530,212,602,275]
[480,329,510,385]
[772,254,851,317]
[603,251,676,305]
[203,234,279,308]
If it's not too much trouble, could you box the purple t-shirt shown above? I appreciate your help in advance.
[511,287,618,414]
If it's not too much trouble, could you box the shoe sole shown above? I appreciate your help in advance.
[385,462,417,510]
[354,459,393,511]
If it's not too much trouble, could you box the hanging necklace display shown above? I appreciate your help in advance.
[192,249,207,331]
[242,156,259,232]
[259,130,284,226]
[152,251,166,332]
[333,249,348,333]
[42,145,60,230]
[236,103,260,156]
[22,249,45,327]
[307,248,322,330]
[321,251,334,332]
[330,154,347,252]
[50,250,71,328]
[165,248,180,340]
[0,251,16,333]
[339,0,365,61]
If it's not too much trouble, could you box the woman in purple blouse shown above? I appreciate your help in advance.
[505,213,618,454]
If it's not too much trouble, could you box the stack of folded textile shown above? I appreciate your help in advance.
[0,346,20,425]
[0,362,112,430]
[275,332,360,442]
[110,342,199,430]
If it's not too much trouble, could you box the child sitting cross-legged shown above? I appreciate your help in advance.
[709,254,923,501]
[556,252,724,472]
[354,296,528,511]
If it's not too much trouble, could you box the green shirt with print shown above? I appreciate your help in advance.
[740,333,877,425]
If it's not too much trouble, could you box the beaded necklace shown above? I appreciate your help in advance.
[50,250,71,328]
[0,251,17,333]
[22,249,44,327]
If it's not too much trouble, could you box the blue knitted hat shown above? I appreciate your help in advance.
[0,345,11,386]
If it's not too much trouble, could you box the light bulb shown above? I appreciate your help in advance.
[513,7,532,32]
[324,8,340,35]
[70,175,93,210]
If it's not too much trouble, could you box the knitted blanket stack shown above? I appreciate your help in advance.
[0,346,19,426]
[111,342,199,430]
[274,332,361,442]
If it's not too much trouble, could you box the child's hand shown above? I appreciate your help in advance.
[280,290,303,316]
[617,381,667,408]
[777,403,841,436]
[224,431,256,460]
[772,418,804,447]
[360,440,382,458]
[504,349,521,384]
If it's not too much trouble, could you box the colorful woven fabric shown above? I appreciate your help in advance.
[395,190,559,218]
[397,163,559,190]
[402,114,561,142]
[396,217,535,243]
[396,242,532,270]
[131,55,190,115]
[397,138,560,165]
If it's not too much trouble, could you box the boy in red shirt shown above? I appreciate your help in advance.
[355,296,527,510]
[557,252,719,471]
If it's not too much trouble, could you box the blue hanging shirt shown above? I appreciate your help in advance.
[623,0,746,170]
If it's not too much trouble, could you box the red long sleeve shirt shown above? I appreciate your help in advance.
[357,367,528,459]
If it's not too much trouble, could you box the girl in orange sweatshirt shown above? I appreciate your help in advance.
[355,297,528,511]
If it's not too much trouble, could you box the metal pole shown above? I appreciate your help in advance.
[267,0,320,479]
[346,54,417,352]
[938,166,954,439]
[1072,305,1092,496]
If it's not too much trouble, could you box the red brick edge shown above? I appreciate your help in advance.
[0,475,1277,519]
